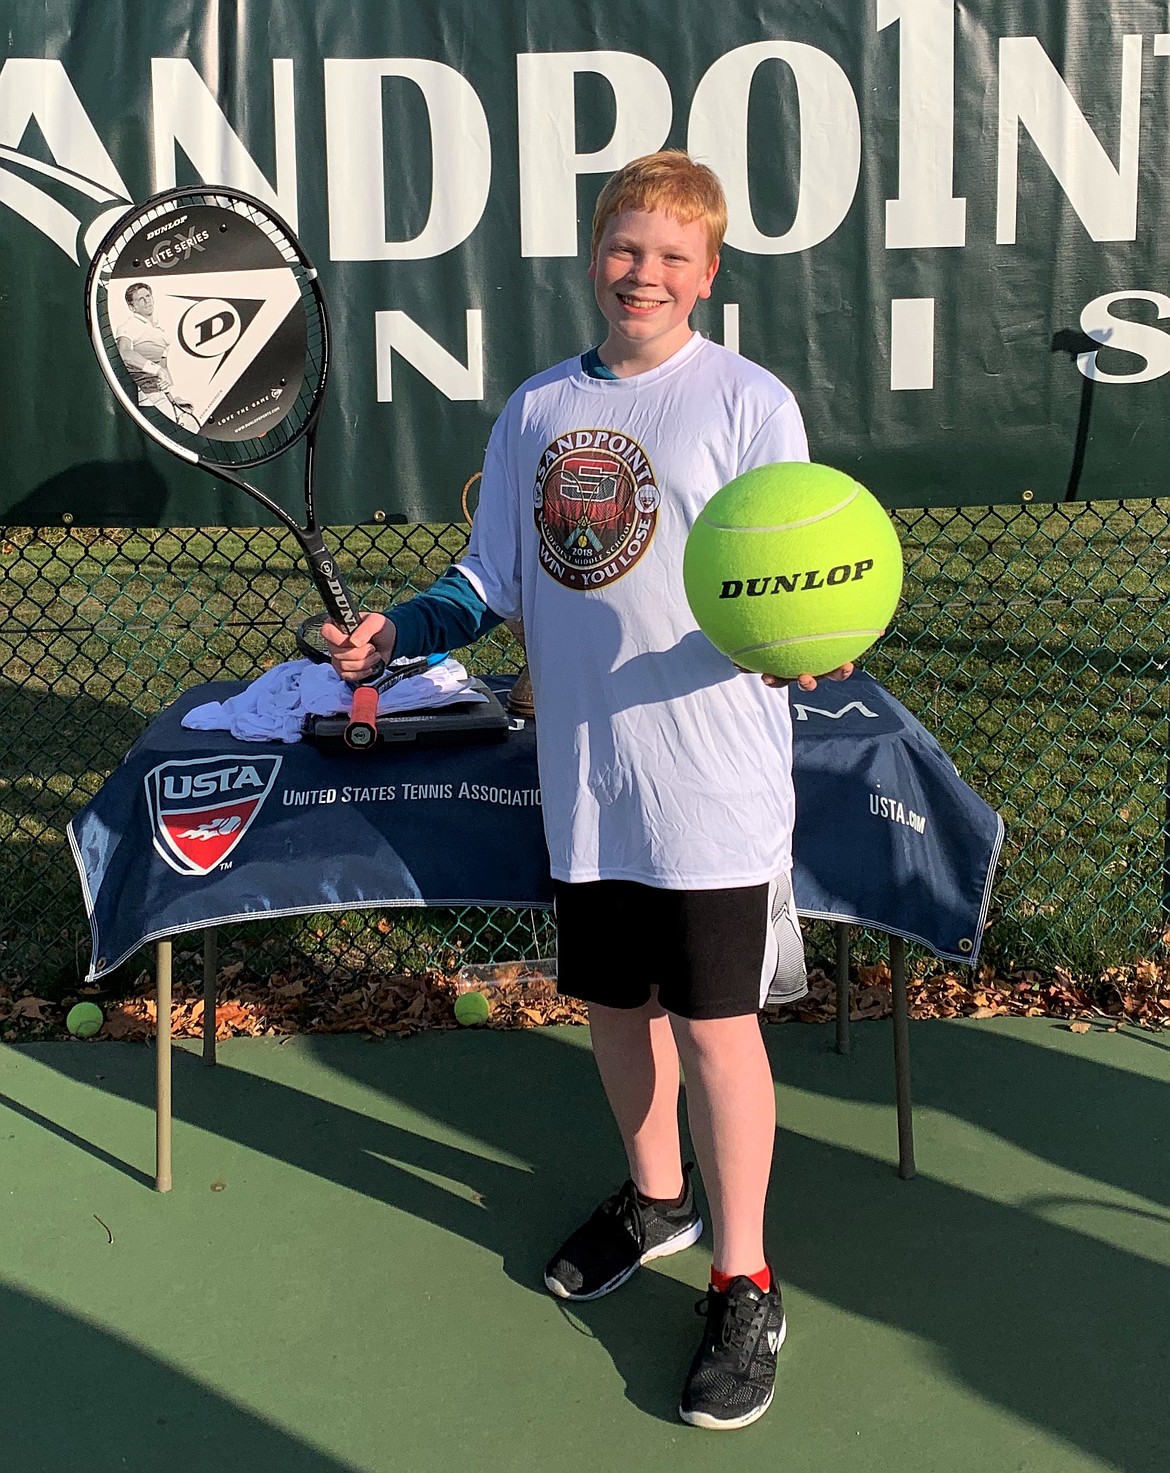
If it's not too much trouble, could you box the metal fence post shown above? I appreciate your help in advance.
[155,938,172,1193]
[835,922,851,1054]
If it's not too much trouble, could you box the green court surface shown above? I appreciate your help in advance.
[2,1017,1167,1473]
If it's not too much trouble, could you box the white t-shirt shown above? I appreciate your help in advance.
[116,313,172,402]
[458,331,809,888]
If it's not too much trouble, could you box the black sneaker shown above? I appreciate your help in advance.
[678,1273,786,1430]
[544,1164,703,1301]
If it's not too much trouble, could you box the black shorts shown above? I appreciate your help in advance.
[553,876,807,1021]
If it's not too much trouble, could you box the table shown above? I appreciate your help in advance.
[68,673,1003,1189]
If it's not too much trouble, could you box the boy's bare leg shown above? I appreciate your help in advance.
[586,995,686,1200]
[670,1014,775,1275]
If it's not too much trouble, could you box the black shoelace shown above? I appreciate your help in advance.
[695,1286,762,1366]
[592,1181,645,1246]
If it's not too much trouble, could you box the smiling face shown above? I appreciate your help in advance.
[589,208,719,373]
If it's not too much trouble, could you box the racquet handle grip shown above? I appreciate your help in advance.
[301,534,387,684]
[344,684,380,750]
[303,531,364,635]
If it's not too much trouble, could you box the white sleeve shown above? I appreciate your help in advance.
[740,392,810,471]
[455,403,524,622]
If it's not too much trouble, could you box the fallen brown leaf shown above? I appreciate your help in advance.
[10,996,50,1019]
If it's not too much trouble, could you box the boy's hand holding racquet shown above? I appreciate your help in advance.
[320,612,398,683]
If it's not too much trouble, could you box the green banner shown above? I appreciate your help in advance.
[1,1,1168,524]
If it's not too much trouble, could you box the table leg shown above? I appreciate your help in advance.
[202,928,217,1067]
[890,935,916,1180]
[155,938,173,1193]
[834,923,851,1055]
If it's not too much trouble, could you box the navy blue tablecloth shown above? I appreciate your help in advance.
[788,671,1002,964]
[68,672,1002,979]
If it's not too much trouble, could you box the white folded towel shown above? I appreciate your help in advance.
[181,657,486,744]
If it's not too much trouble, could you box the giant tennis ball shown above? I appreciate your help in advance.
[454,990,491,1026]
[66,1001,104,1038]
[683,463,903,679]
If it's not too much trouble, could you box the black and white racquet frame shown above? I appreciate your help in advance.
[84,186,385,744]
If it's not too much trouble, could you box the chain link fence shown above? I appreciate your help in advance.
[1,500,1167,997]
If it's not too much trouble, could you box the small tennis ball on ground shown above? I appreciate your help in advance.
[454,990,491,1026]
[683,462,903,679]
[66,1001,104,1038]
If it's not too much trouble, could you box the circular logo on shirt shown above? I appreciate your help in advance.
[534,429,660,591]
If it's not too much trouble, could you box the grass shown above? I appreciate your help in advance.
[1,501,1168,993]
[868,500,1168,975]
[0,520,523,993]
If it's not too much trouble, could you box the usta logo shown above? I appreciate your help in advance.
[145,755,282,876]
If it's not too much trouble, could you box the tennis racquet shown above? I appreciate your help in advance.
[84,185,383,748]
[162,390,202,434]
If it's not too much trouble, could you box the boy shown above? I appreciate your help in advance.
[325,151,852,1431]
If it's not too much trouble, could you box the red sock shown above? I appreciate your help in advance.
[711,1265,771,1294]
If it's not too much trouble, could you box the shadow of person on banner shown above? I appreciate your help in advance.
[5,458,168,528]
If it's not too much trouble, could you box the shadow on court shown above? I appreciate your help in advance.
[0,1281,363,1473]
[774,1015,1170,1209]
[14,1018,1170,1469]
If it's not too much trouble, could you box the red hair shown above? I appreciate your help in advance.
[591,151,728,264]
